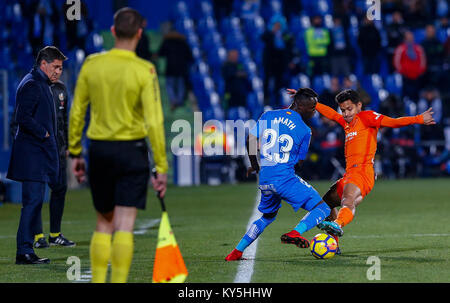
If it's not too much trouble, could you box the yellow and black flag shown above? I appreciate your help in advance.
[151,169,188,283]
[152,211,188,283]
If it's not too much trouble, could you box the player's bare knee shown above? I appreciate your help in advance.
[340,196,356,211]
[113,206,137,232]
[96,211,114,234]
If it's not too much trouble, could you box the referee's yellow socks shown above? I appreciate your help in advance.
[90,232,112,283]
[111,231,134,283]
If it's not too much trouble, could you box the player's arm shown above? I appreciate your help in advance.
[286,88,345,126]
[68,62,90,157]
[294,160,304,174]
[295,131,312,175]
[142,67,169,197]
[315,102,346,127]
[379,108,435,128]
[142,67,169,175]
[246,133,260,175]
[68,62,90,183]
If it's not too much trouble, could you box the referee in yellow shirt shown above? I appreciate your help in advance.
[68,8,168,283]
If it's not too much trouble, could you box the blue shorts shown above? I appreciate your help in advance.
[258,175,322,214]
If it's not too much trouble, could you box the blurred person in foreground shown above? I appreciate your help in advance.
[68,8,168,283]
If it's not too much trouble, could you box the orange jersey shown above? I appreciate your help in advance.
[316,103,424,170]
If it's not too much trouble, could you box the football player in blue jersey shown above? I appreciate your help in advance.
[226,88,331,261]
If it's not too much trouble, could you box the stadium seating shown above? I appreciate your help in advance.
[1,0,449,183]
[170,0,450,126]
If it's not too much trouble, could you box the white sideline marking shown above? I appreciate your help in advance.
[0,235,15,239]
[234,191,262,283]
[133,218,161,235]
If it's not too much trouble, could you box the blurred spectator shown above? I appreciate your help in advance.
[436,16,450,33]
[418,87,443,124]
[403,0,431,29]
[445,36,450,78]
[222,49,251,116]
[21,0,61,57]
[328,17,352,78]
[381,0,404,16]
[386,11,408,73]
[421,24,445,89]
[240,0,260,20]
[304,15,331,78]
[377,94,417,178]
[62,1,93,52]
[332,0,353,28]
[393,30,427,102]
[314,116,344,179]
[379,93,405,119]
[341,75,371,107]
[357,17,382,75]
[261,14,294,107]
[213,0,233,24]
[158,26,193,111]
[436,0,449,18]
[136,18,153,62]
[282,0,302,23]
[319,76,340,110]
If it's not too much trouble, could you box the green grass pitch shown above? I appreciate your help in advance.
[0,178,449,283]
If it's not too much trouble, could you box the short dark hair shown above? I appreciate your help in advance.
[293,88,318,105]
[36,46,67,66]
[335,89,361,105]
[113,7,143,39]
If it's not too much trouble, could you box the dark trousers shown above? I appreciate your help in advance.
[362,56,380,75]
[16,181,47,255]
[34,162,68,236]
[402,76,422,102]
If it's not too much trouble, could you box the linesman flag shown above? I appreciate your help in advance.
[152,169,188,283]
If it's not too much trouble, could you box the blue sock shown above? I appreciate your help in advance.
[236,215,276,252]
[294,202,330,234]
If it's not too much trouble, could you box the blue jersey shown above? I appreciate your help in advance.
[249,109,312,184]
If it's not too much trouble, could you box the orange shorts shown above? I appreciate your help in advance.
[336,165,375,199]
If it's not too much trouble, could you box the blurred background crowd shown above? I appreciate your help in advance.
[1,0,449,187]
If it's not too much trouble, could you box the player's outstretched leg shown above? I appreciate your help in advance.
[317,184,345,237]
[317,220,344,237]
[281,201,330,248]
[225,212,277,261]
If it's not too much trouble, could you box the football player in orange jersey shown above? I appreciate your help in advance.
[287,88,436,252]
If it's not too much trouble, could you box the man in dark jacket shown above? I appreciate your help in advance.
[10,79,75,249]
[262,14,295,107]
[329,17,353,77]
[421,24,445,88]
[357,17,382,75]
[158,26,193,111]
[7,46,67,264]
[386,11,407,73]
[222,49,251,115]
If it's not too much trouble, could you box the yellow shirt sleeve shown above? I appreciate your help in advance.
[69,61,90,156]
[142,67,168,174]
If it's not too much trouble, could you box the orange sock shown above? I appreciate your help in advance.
[335,207,354,227]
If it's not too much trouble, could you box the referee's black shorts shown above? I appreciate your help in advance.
[88,139,150,213]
